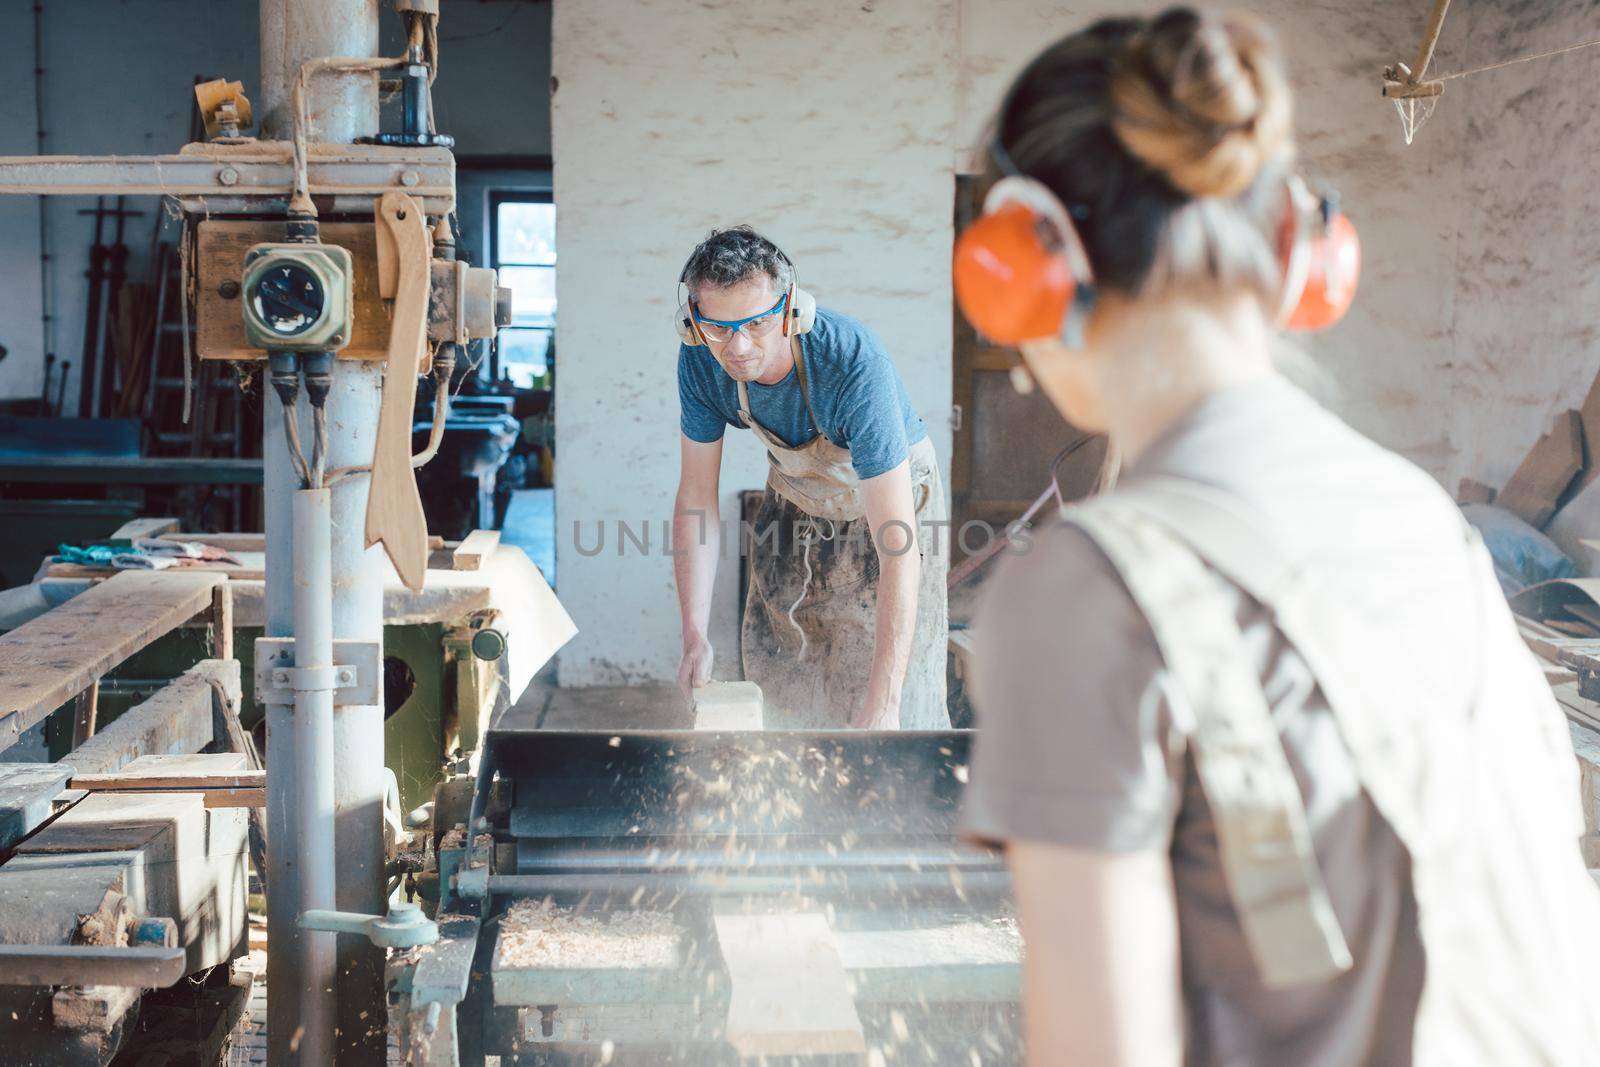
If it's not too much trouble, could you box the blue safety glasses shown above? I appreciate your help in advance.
[692,292,788,342]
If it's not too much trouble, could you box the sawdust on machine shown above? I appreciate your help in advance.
[497,898,684,970]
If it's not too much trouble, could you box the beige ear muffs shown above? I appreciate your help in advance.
[785,286,816,336]
[674,299,706,346]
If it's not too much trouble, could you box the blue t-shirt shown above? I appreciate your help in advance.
[677,307,928,481]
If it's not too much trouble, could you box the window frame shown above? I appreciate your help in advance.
[488,189,557,387]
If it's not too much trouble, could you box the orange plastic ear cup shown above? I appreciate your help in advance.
[953,202,1076,346]
[1287,213,1361,331]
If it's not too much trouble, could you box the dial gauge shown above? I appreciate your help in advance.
[250,263,327,336]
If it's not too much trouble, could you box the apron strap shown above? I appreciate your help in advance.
[734,336,832,444]
[790,336,833,445]
[1065,497,1354,990]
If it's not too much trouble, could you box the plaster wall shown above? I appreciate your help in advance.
[552,0,956,684]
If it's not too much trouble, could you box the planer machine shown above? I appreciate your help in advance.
[388,696,1023,1065]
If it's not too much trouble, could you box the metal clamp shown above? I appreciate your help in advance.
[254,637,382,706]
[299,902,438,950]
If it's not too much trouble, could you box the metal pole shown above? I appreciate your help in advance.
[292,487,338,1067]
[259,2,387,1063]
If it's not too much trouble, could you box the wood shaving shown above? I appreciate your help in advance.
[496,899,683,970]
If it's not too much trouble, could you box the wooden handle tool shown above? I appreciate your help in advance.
[366,192,431,592]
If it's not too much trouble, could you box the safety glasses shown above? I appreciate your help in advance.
[693,292,788,343]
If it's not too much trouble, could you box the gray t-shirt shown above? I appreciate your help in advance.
[962,376,1429,1066]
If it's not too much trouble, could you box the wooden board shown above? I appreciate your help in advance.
[14,790,200,855]
[196,218,390,362]
[1456,478,1496,506]
[66,659,235,776]
[70,752,254,792]
[0,763,73,851]
[691,681,763,730]
[111,517,181,540]
[714,911,865,1058]
[452,529,500,571]
[365,192,432,592]
[1579,370,1600,490]
[154,532,445,553]
[1499,409,1585,528]
[0,571,224,751]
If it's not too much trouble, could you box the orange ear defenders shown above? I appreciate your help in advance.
[953,176,1096,348]
[953,169,1361,345]
[1276,176,1361,332]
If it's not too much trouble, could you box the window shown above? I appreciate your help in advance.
[490,192,556,389]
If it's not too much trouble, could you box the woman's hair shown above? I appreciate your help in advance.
[994,7,1293,302]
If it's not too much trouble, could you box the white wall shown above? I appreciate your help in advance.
[552,0,957,685]
[0,0,551,405]
[1442,0,1600,489]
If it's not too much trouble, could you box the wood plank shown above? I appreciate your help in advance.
[111,517,181,540]
[0,763,73,850]
[1579,369,1600,490]
[1456,478,1496,506]
[155,532,445,553]
[714,910,865,1058]
[70,753,258,792]
[66,659,233,776]
[1499,409,1584,528]
[202,787,265,808]
[71,682,99,746]
[691,681,763,730]
[452,529,501,571]
[0,571,225,751]
[15,790,199,855]
[210,582,234,660]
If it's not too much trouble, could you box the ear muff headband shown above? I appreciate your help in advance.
[953,170,1361,345]
[674,242,814,345]
[952,175,1096,347]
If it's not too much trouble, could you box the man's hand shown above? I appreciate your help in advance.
[678,634,714,700]
[850,697,900,730]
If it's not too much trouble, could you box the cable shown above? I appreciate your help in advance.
[1437,36,1600,82]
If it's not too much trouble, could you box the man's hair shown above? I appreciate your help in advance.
[679,225,795,295]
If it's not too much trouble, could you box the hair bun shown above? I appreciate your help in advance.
[1108,8,1291,200]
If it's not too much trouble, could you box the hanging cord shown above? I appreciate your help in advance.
[1435,36,1600,82]
[784,515,839,660]
[325,345,452,487]
[290,54,408,211]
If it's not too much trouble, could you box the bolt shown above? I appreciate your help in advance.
[217,166,239,186]
[339,668,354,684]
[329,334,344,346]
[273,670,289,686]
[218,280,240,300]
[399,169,420,187]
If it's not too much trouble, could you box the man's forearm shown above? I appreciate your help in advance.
[673,498,721,643]
[866,550,919,710]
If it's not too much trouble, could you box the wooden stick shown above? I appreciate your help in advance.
[1411,0,1453,84]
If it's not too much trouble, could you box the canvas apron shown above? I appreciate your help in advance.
[737,339,949,729]
[1065,480,1600,1064]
